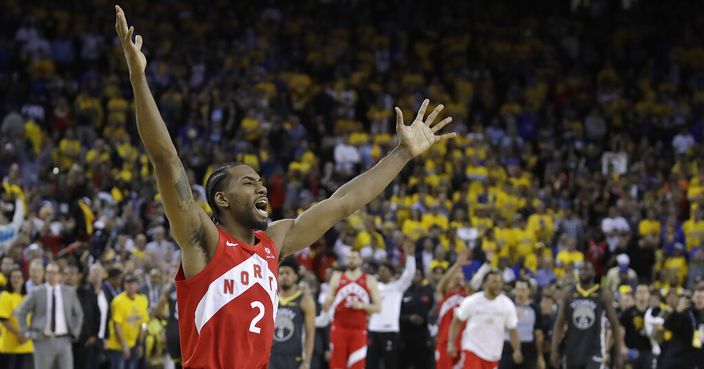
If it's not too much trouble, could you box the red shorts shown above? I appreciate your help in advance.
[329,325,367,369]
[436,341,463,369]
[463,350,499,369]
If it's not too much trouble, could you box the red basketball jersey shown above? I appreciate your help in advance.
[175,228,279,369]
[437,287,467,347]
[330,272,370,330]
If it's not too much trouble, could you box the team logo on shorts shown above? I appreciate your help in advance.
[274,308,296,342]
[571,300,597,329]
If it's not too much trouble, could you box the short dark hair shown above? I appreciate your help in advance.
[279,257,300,277]
[205,162,243,224]
[379,262,395,275]
[515,277,532,290]
[482,269,501,284]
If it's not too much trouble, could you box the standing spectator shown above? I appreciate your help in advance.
[671,127,695,155]
[0,268,33,369]
[499,278,545,369]
[659,282,704,369]
[103,268,122,302]
[604,254,639,293]
[399,268,436,369]
[367,241,416,369]
[106,274,148,369]
[448,270,522,369]
[144,226,175,263]
[76,263,110,369]
[619,284,654,369]
[15,262,84,369]
[25,259,44,293]
[0,188,25,252]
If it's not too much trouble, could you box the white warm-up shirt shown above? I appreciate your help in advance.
[454,292,518,361]
[368,257,416,332]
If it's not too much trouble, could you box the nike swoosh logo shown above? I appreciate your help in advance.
[226,241,239,247]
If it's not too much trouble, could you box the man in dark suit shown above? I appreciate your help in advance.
[76,263,111,369]
[15,262,84,369]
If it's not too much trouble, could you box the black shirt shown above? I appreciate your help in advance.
[619,306,652,352]
[400,282,435,337]
[662,308,704,366]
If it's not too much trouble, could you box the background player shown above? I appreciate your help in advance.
[270,258,315,369]
[115,5,454,369]
[324,251,381,369]
[448,270,522,369]
[550,263,625,369]
[435,251,469,369]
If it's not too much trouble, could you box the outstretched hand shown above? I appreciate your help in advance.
[395,99,456,158]
[115,5,147,77]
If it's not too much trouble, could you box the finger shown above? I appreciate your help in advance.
[431,117,453,133]
[415,99,429,122]
[435,132,457,141]
[395,107,404,130]
[135,35,143,50]
[126,26,135,43]
[425,104,444,125]
[115,6,128,38]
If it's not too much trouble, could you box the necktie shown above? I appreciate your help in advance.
[50,287,56,333]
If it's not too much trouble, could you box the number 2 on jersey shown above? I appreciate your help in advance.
[249,301,265,334]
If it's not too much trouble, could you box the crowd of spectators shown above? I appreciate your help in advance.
[1,0,704,368]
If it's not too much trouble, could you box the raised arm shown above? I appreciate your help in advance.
[273,99,455,257]
[115,6,217,277]
[437,249,468,295]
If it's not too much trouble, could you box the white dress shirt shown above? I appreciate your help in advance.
[97,290,109,339]
[368,257,416,332]
[46,283,68,335]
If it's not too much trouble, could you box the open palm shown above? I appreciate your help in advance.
[396,99,456,158]
[115,5,146,77]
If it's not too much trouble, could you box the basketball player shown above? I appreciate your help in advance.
[270,258,315,369]
[115,6,455,369]
[435,250,469,369]
[550,262,625,369]
[324,250,381,369]
[448,270,522,369]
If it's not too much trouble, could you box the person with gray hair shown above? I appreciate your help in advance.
[15,262,84,369]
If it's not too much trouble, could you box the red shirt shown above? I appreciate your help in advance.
[437,287,468,347]
[175,228,279,369]
[330,272,371,330]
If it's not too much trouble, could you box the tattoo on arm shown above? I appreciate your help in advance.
[175,168,194,209]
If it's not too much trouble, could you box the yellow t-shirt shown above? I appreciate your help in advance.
[682,219,704,251]
[639,219,662,236]
[556,250,584,277]
[106,293,149,351]
[0,291,34,354]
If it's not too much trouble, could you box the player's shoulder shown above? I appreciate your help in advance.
[264,219,295,246]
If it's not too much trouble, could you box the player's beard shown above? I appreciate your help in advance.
[347,265,360,272]
[280,283,293,292]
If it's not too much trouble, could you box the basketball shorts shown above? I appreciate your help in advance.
[268,353,301,369]
[463,350,499,369]
[329,325,367,369]
[436,340,463,369]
